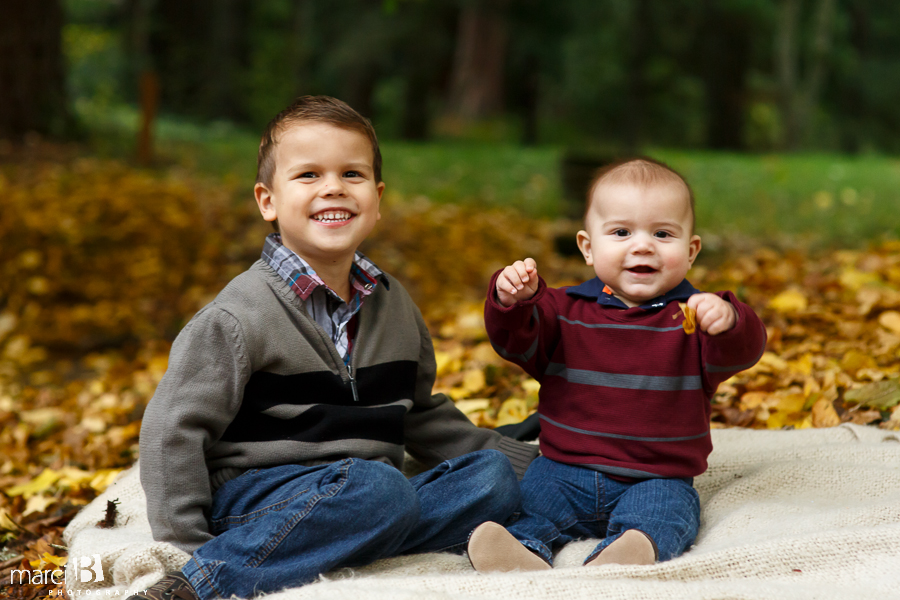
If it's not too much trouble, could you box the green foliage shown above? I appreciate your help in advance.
[57,0,900,153]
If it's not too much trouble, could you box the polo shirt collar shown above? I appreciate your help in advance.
[566,277,699,310]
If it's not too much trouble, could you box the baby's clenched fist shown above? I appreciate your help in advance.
[686,293,738,335]
[496,258,539,307]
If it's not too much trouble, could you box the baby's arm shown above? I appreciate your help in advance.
[687,292,738,335]
[496,258,540,307]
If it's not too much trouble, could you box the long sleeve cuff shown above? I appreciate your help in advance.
[496,436,540,480]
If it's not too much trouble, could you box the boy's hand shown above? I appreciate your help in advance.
[687,293,738,335]
[496,258,539,307]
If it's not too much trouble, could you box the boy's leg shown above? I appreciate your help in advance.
[584,477,700,565]
[398,449,521,554]
[182,459,420,600]
[469,456,599,569]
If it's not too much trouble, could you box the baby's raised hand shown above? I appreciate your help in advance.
[496,258,539,307]
[686,293,738,335]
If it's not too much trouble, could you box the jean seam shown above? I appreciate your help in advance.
[189,557,225,600]
[211,486,312,528]
[244,459,353,569]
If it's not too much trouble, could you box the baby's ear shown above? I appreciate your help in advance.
[576,230,593,266]
[688,234,702,265]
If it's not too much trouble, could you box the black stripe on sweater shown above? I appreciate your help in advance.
[240,360,418,409]
[220,360,418,443]
[220,403,407,444]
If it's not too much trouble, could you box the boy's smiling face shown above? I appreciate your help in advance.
[254,122,384,271]
[577,181,701,307]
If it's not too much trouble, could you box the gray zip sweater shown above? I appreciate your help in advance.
[140,260,538,554]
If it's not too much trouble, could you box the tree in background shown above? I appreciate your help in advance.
[43,0,900,153]
[0,0,74,141]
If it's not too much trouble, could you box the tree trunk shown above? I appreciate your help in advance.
[776,0,836,150]
[446,0,509,119]
[701,2,752,150]
[776,0,801,149]
[0,0,72,140]
[623,0,650,153]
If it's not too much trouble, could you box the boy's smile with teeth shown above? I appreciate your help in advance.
[312,210,355,224]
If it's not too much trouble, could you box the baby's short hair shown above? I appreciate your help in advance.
[256,95,382,188]
[586,157,695,231]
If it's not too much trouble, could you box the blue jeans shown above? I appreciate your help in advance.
[507,456,700,565]
[181,449,520,599]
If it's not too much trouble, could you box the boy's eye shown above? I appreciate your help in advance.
[297,172,317,179]
[344,170,365,179]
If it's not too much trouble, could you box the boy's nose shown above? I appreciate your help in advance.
[320,174,347,197]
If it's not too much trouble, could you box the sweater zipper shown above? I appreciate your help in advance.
[347,364,360,402]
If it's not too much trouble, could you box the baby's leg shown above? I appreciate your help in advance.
[585,477,700,566]
[183,459,419,599]
[468,456,598,571]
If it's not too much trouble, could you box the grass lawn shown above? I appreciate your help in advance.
[79,104,900,248]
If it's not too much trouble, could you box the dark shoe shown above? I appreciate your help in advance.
[127,571,200,600]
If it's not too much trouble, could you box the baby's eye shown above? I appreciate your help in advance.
[614,229,630,237]
[654,231,671,239]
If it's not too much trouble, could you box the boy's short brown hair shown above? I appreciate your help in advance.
[256,95,382,188]
[586,157,695,232]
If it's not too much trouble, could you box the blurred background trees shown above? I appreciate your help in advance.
[4,0,897,153]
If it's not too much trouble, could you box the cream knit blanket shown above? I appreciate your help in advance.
[63,424,900,600]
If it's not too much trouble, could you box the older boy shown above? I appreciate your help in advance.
[467,158,766,571]
[134,96,537,600]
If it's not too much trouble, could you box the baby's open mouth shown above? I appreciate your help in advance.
[312,210,354,223]
[628,266,657,274]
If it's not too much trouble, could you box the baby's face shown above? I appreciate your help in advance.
[577,182,701,307]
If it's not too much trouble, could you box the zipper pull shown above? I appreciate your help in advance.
[347,365,360,402]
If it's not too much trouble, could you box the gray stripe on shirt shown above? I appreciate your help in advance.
[540,414,709,442]
[558,316,685,332]
[545,363,702,391]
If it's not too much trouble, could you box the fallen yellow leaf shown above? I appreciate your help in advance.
[811,398,841,428]
[23,494,57,517]
[89,468,125,493]
[495,398,529,428]
[0,508,22,531]
[840,350,877,376]
[461,369,486,395]
[4,468,62,498]
[878,311,900,335]
[768,289,808,313]
[839,268,881,292]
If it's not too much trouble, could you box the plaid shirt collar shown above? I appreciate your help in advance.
[261,233,386,307]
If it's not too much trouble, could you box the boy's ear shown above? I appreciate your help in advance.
[254,183,277,222]
[376,181,385,221]
[688,234,702,265]
[576,230,593,266]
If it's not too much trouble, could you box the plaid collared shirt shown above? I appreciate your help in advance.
[261,233,382,363]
